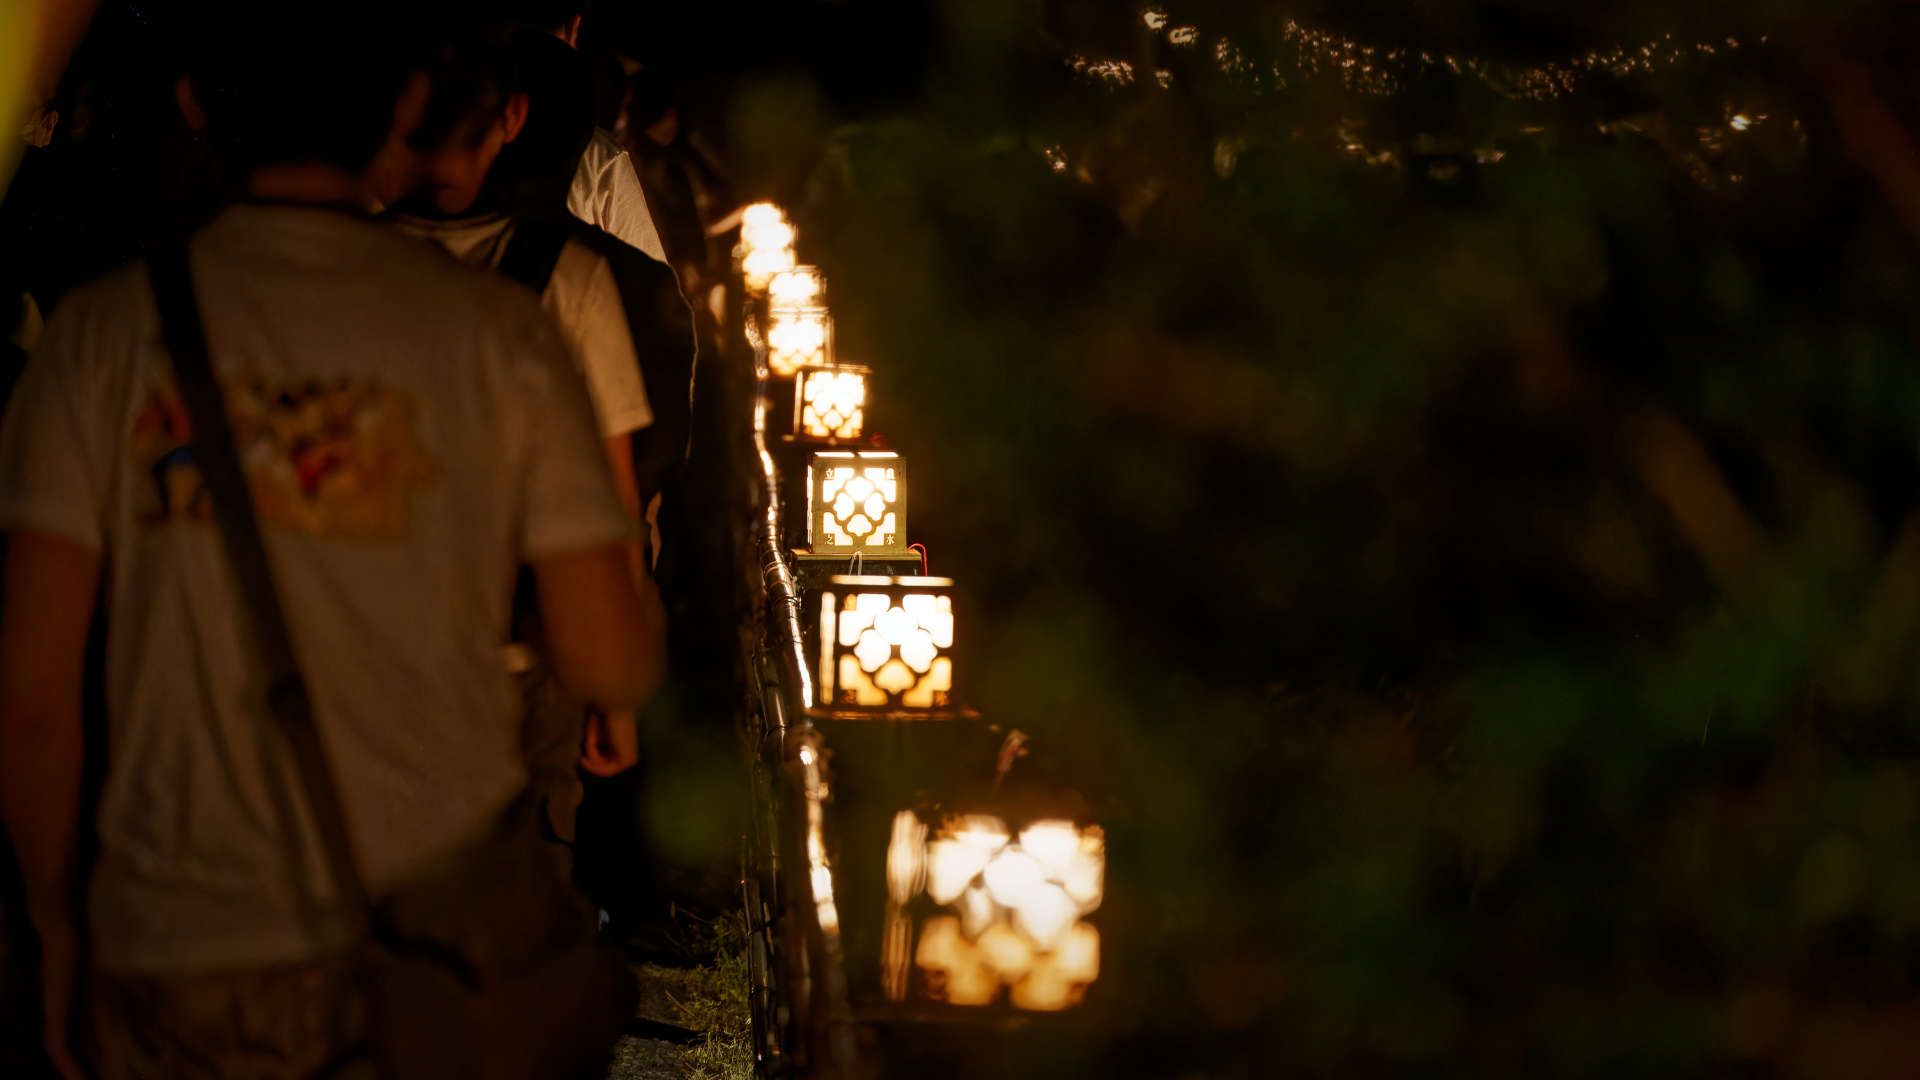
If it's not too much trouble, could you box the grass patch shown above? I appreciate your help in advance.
[644,911,753,1080]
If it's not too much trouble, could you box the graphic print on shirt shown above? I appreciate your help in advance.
[131,365,434,537]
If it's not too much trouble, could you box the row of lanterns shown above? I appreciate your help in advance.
[736,204,1105,1016]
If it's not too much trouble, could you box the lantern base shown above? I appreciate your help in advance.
[779,433,876,450]
[802,704,983,723]
[790,549,925,593]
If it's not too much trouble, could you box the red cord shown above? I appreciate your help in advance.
[907,543,928,575]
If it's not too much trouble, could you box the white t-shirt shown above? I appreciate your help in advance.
[569,129,668,264]
[0,204,632,973]
[391,212,652,439]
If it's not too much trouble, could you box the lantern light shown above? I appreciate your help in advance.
[1017,820,1082,873]
[1011,883,1077,951]
[982,849,1047,909]
[958,882,996,939]
[743,247,797,293]
[742,202,785,229]
[882,905,913,1001]
[769,266,826,307]
[952,815,1011,848]
[814,575,953,714]
[887,810,928,905]
[1051,921,1101,984]
[886,810,1105,1009]
[977,924,1035,980]
[926,838,988,905]
[807,453,907,555]
[744,218,795,253]
[794,730,842,941]
[738,202,797,293]
[740,202,793,248]
[767,306,831,376]
[793,364,868,441]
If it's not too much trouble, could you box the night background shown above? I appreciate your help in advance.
[13,0,1920,1076]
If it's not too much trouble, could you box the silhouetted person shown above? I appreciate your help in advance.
[0,5,663,1074]
[390,25,659,875]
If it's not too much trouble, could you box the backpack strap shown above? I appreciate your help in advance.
[146,244,374,922]
[496,214,572,295]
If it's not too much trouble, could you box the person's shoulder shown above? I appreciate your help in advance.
[581,128,632,175]
[48,258,154,321]
[33,258,157,360]
[350,221,548,327]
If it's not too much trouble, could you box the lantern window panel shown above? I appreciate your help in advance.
[793,364,868,441]
[882,809,1105,1011]
[767,306,831,376]
[739,204,797,293]
[807,451,907,554]
[743,247,797,294]
[813,574,952,713]
[769,265,825,307]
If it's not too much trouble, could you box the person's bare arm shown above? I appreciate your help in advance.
[581,434,652,776]
[603,433,646,581]
[0,530,100,1079]
[534,542,665,713]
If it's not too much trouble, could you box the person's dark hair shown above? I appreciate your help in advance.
[487,31,595,213]
[178,1,438,171]
[410,24,523,155]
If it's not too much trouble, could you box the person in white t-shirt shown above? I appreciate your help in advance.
[388,24,659,869]
[529,1,670,263]
[391,30,653,543]
[571,126,667,263]
[0,8,664,1075]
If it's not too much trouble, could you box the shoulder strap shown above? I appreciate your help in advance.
[496,214,572,295]
[146,244,373,918]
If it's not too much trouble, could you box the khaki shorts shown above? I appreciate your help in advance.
[91,954,369,1079]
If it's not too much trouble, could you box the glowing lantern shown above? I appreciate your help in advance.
[884,810,1105,1010]
[766,306,831,376]
[738,202,797,293]
[741,202,793,249]
[793,364,868,441]
[814,575,953,713]
[1011,883,1077,951]
[957,883,996,940]
[976,925,1035,980]
[769,266,825,307]
[743,247,796,294]
[982,850,1047,909]
[807,451,906,554]
[879,810,1105,1006]
[924,816,1003,902]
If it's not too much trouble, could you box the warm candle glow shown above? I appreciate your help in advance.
[794,365,867,440]
[738,203,797,293]
[808,453,907,555]
[1011,882,1077,951]
[743,218,794,253]
[895,810,1105,1010]
[740,202,794,250]
[1018,821,1080,873]
[743,247,796,293]
[887,810,928,904]
[976,924,1035,980]
[813,575,954,712]
[981,849,1047,909]
[741,202,784,229]
[766,306,830,376]
[769,266,825,307]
